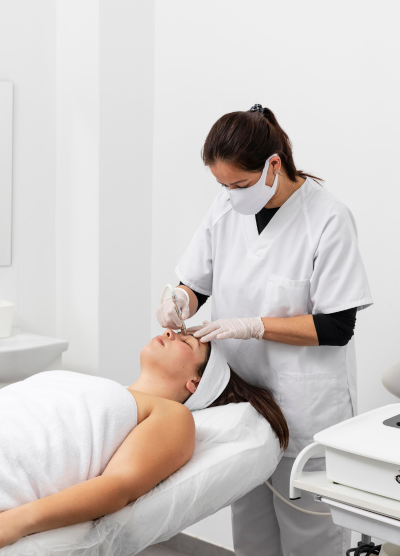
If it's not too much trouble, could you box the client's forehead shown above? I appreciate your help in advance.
[179,332,209,355]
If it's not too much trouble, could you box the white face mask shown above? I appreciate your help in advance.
[228,154,278,215]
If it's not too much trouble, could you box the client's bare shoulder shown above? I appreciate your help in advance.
[102,390,195,500]
[126,388,194,428]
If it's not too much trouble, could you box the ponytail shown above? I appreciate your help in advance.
[202,106,323,185]
[196,348,289,451]
[209,367,289,451]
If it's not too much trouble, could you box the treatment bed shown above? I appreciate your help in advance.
[0,401,281,556]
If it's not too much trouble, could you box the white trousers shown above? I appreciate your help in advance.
[231,456,351,556]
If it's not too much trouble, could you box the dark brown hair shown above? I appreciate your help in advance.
[196,344,289,451]
[202,107,322,184]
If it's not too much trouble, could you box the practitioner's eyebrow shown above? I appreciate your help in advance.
[217,179,251,187]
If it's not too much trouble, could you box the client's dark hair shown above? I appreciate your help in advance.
[196,343,289,451]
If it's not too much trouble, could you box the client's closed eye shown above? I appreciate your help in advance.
[178,332,202,350]
[184,338,196,349]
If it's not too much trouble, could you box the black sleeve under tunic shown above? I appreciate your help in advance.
[178,206,357,347]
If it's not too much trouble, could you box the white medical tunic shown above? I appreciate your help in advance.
[176,178,373,457]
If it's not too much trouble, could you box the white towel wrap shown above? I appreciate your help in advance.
[0,370,138,511]
[184,340,231,411]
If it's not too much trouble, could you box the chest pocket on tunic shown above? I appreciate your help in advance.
[261,274,310,318]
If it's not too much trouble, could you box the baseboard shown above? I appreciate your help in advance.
[159,532,234,556]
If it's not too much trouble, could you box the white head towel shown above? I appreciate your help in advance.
[184,340,231,411]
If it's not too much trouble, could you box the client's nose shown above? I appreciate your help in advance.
[163,329,176,340]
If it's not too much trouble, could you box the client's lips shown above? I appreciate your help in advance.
[155,336,164,346]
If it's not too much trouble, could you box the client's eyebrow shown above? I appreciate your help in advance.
[178,332,200,349]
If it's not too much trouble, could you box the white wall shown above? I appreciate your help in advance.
[1,0,154,379]
[98,0,154,385]
[56,0,100,375]
[56,0,154,382]
[0,1,57,336]
[153,0,400,549]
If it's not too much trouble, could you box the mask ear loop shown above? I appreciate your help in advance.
[263,154,279,191]
[226,153,279,205]
[270,169,279,191]
[259,156,271,187]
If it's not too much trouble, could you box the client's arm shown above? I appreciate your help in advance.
[0,399,194,548]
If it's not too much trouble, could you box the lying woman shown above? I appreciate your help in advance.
[0,329,288,549]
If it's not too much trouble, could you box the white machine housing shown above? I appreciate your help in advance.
[314,403,400,501]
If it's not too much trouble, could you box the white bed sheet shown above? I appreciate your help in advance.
[1,402,282,556]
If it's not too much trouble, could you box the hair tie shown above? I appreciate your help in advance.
[249,104,263,113]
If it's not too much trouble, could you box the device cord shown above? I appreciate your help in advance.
[266,482,382,552]
[264,481,331,516]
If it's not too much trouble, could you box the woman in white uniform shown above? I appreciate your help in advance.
[156,105,373,555]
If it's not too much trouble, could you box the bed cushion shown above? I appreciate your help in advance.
[1,402,282,556]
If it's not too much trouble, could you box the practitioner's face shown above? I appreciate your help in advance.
[140,329,210,402]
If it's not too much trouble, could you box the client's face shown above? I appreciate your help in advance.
[140,329,209,402]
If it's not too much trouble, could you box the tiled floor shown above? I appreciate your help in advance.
[138,545,184,556]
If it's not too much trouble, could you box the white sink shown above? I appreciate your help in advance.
[0,330,68,383]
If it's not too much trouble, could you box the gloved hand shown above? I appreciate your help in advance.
[156,286,190,329]
[187,317,265,342]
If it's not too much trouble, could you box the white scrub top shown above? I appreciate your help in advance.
[176,178,373,457]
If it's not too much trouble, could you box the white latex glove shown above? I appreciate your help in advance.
[156,286,190,329]
[187,317,265,342]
